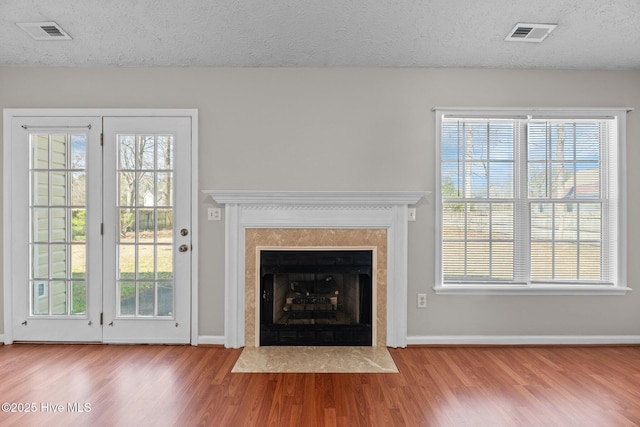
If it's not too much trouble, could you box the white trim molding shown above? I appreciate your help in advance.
[434,284,631,296]
[197,335,226,346]
[204,190,427,349]
[408,335,640,346]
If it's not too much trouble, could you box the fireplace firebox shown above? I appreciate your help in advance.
[259,250,373,346]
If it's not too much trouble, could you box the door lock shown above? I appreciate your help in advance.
[180,228,189,236]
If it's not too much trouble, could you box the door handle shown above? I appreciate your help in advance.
[179,244,189,253]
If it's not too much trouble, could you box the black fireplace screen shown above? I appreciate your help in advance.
[260,250,373,346]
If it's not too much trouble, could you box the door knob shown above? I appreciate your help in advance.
[179,244,189,252]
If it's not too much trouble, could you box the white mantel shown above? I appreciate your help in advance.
[204,190,426,348]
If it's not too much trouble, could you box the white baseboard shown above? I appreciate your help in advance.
[0,334,226,346]
[407,335,640,346]
[197,335,226,346]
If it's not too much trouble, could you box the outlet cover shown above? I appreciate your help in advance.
[208,208,221,221]
[408,207,417,221]
[417,293,427,308]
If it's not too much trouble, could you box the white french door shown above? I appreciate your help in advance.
[102,117,191,343]
[6,113,193,344]
[9,117,103,341]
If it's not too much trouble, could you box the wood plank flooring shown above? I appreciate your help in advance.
[1,344,640,426]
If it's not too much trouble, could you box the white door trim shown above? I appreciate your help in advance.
[3,108,199,345]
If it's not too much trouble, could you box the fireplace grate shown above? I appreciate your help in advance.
[290,296,331,304]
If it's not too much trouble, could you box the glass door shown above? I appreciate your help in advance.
[7,113,193,344]
[102,117,191,343]
[10,117,103,341]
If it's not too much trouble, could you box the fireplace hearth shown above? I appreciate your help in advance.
[260,250,373,346]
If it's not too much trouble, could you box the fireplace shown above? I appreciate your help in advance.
[204,190,426,348]
[260,249,373,346]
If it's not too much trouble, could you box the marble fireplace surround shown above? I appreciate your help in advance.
[205,190,426,349]
[247,229,385,347]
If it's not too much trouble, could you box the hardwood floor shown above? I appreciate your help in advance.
[1,344,640,426]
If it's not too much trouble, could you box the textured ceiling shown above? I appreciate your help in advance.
[1,0,639,69]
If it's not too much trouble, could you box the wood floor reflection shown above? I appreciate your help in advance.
[1,344,639,426]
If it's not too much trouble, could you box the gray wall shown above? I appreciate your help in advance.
[1,67,639,340]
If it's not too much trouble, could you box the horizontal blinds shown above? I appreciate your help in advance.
[440,114,619,285]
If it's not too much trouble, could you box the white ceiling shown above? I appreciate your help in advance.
[2,0,639,69]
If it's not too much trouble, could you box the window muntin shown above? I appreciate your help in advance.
[437,110,622,289]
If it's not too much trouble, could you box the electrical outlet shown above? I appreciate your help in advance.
[408,207,417,221]
[208,207,221,221]
[417,293,427,308]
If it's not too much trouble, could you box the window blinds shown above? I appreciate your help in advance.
[439,112,621,286]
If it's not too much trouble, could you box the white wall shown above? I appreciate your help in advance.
[1,67,639,341]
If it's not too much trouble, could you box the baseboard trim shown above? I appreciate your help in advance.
[197,335,226,346]
[407,335,640,346]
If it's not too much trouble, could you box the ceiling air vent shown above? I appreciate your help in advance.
[504,23,557,43]
[16,22,72,40]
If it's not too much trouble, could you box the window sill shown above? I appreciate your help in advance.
[434,284,631,296]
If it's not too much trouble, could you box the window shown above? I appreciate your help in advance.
[435,108,629,294]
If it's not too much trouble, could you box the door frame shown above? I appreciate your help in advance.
[3,108,199,345]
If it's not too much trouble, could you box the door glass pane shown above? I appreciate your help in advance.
[138,282,155,316]
[156,208,173,241]
[29,133,87,316]
[158,283,173,316]
[71,244,86,279]
[71,209,86,242]
[50,208,67,242]
[156,135,173,170]
[119,172,135,207]
[119,282,135,316]
[156,173,173,206]
[138,209,154,242]
[119,208,135,242]
[71,172,86,206]
[32,281,48,315]
[51,281,67,315]
[50,245,67,279]
[137,173,154,206]
[119,135,135,169]
[157,245,173,280]
[71,281,86,314]
[138,245,155,280]
[50,135,67,168]
[138,136,155,170]
[116,133,175,317]
[32,171,49,205]
[50,171,67,205]
[71,135,86,169]
[32,134,49,168]
[118,245,135,280]
[32,244,49,278]
[32,208,49,243]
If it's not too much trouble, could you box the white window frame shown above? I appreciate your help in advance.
[434,107,631,295]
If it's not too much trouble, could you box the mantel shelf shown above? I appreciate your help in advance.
[203,190,428,206]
